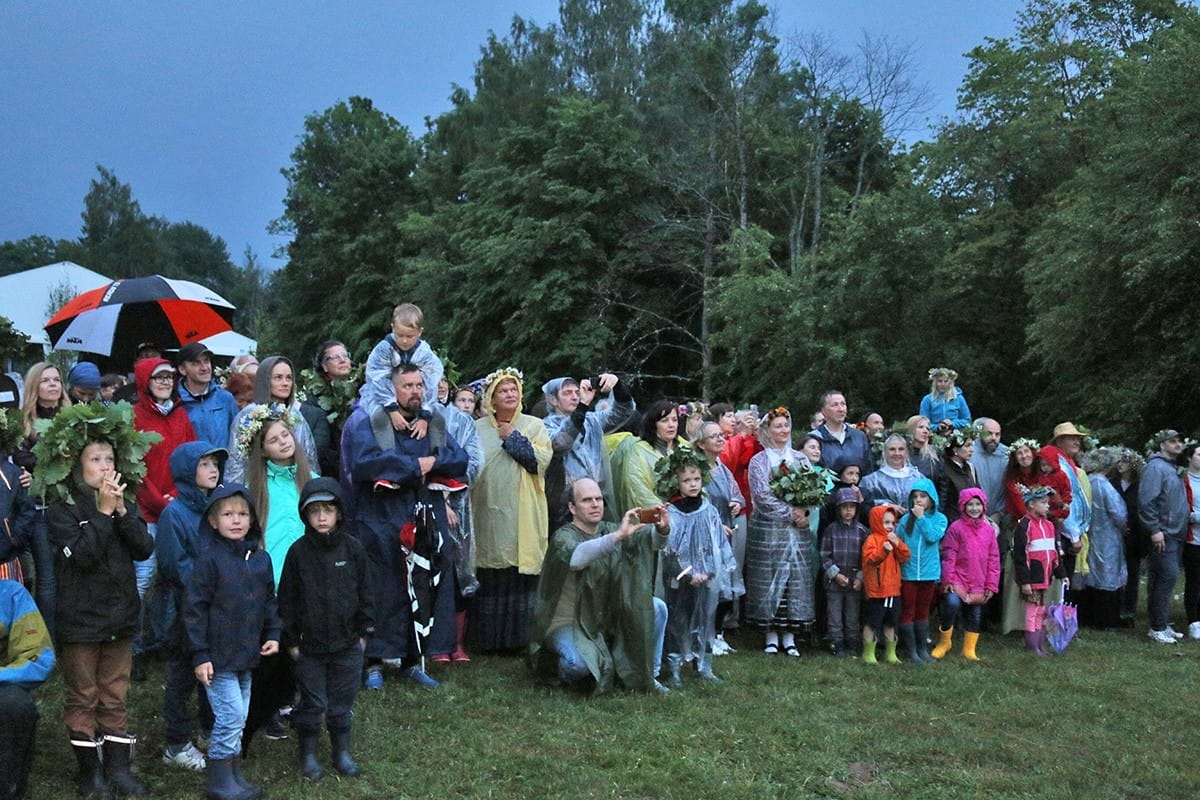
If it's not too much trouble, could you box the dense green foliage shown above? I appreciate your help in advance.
[6,0,1198,443]
[260,0,1200,443]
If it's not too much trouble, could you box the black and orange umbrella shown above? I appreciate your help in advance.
[45,275,235,358]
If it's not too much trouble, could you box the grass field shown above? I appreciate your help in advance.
[26,599,1200,800]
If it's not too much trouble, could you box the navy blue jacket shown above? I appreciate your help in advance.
[184,484,281,671]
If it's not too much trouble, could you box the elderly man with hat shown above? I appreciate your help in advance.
[1139,429,1189,643]
[541,373,635,533]
[176,342,238,450]
[1044,422,1094,602]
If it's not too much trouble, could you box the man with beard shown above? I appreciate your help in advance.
[971,418,1009,527]
[342,363,469,688]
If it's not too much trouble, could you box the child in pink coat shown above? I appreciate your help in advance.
[931,488,1000,660]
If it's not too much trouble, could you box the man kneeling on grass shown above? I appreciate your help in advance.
[529,478,670,694]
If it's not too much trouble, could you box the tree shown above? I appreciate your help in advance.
[1024,6,1200,438]
[78,166,167,277]
[267,97,427,361]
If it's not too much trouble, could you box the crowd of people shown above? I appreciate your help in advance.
[1,312,1195,798]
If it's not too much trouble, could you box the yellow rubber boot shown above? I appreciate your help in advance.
[862,640,877,664]
[930,626,955,660]
[962,631,981,661]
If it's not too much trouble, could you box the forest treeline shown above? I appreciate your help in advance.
[5,0,1200,442]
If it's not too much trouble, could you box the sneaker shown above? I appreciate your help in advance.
[711,635,735,656]
[264,711,289,740]
[401,665,439,689]
[1148,628,1178,644]
[1166,624,1185,640]
[426,476,467,493]
[1189,621,1200,641]
[364,666,384,689]
[162,742,206,770]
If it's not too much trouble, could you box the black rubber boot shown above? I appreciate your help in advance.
[298,732,325,780]
[70,736,107,798]
[102,734,146,797]
[205,759,256,800]
[329,729,361,777]
[898,623,923,665]
[230,757,263,799]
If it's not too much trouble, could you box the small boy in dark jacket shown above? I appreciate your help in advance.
[185,483,280,800]
[277,477,374,781]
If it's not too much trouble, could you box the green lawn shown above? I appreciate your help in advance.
[27,604,1200,799]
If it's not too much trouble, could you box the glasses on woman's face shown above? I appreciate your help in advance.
[322,351,351,364]
[150,373,175,383]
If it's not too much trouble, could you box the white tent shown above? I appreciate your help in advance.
[0,261,110,348]
[0,262,256,358]
[198,329,257,357]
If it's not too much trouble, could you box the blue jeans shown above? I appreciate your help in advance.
[204,670,251,761]
[134,522,157,599]
[939,592,984,633]
[1147,539,1181,631]
[546,597,667,687]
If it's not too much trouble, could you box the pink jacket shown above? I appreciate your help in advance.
[940,488,1001,595]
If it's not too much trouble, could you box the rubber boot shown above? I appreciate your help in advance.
[102,733,146,797]
[451,611,471,662]
[930,626,955,660]
[696,651,723,683]
[860,638,876,664]
[665,653,683,689]
[205,758,255,800]
[883,636,901,664]
[1035,629,1051,656]
[1024,630,1046,656]
[914,620,936,664]
[329,729,361,777]
[230,757,263,800]
[298,732,325,781]
[70,736,107,798]
[898,623,923,665]
[962,631,981,661]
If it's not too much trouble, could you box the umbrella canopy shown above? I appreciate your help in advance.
[44,275,235,359]
[1042,581,1078,654]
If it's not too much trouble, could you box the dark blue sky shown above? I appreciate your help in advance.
[1,2,1021,270]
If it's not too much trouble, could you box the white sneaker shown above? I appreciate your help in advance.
[1189,621,1200,640]
[162,741,206,770]
[1166,624,1185,639]
[1148,628,1178,644]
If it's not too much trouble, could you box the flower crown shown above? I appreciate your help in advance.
[235,403,301,457]
[653,445,712,500]
[1017,483,1054,503]
[678,401,709,420]
[483,366,524,390]
[946,425,983,449]
[31,401,162,506]
[927,367,958,381]
[1009,437,1041,454]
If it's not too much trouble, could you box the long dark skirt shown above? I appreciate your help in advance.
[470,567,539,652]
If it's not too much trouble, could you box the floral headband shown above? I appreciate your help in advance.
[928,367,958,381]
[483,366,524,390]
[946,425,982,449]
[235,403,301,457]
[1009,437,1041,454]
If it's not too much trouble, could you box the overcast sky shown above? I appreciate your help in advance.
[0,1,1023,270]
